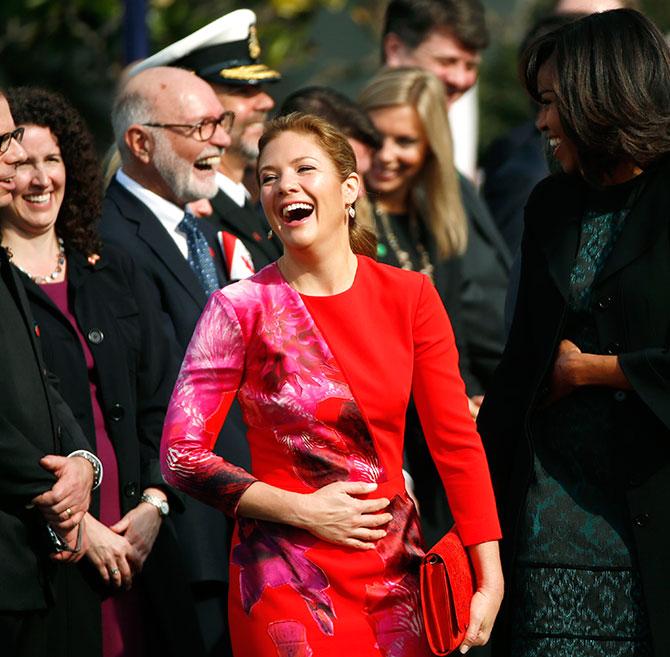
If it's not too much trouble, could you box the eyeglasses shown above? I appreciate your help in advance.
[0,127,25,154]
[142,111,235,141]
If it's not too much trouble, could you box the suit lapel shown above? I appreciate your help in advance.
[107,180,208,308]
[596,160,669,287]
[1,252,49,363]
[532,175,585,301]
[1,252,59,442]
[531,161,670,300]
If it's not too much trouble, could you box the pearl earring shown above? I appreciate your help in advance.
[348,206,356,219]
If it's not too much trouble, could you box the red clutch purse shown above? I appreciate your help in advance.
[420,528,474,656]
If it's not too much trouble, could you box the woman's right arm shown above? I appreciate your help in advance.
[161,293,392,547]
[160,292,257,516]
[238,480,392,550]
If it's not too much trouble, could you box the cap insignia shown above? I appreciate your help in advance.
[248,25,261,59]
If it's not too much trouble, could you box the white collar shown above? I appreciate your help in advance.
[116,168,187,227]
[216,171,249,208]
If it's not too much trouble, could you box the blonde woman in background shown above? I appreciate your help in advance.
[359,66,480,543]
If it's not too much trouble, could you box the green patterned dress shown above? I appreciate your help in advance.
[510,178,653,656]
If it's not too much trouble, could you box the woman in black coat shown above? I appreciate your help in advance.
[0,87,203,657]
[477,10,670,657]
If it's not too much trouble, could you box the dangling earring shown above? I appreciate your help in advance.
[267,229,274,239]
[348,206,356,220]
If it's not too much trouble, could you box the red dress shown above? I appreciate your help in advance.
[161,256,500,657]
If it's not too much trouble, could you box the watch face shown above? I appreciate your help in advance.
[160,501,169,516]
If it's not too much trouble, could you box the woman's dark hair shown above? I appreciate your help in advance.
[8,87,102,255]
[258,113,377,259]
[521,9,670,183]
[279,87,382,152]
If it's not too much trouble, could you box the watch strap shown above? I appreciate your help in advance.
[140,493,169,517]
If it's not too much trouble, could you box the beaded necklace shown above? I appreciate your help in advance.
[374,204,434,282]
[3,237,66,284]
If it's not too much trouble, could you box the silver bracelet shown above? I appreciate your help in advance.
[67,450,103,490]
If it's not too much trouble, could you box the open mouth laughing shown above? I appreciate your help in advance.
[281,202,314,223]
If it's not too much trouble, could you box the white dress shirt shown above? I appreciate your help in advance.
[216,171,250,208]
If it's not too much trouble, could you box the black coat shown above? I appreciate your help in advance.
[481,121,549,255]
[478,160,670,657]
[23,247,181,515]
[22,245,203,657]
[0,249,91,611]
[206,188,282,275]
[459,175,513,395]
[100,178,250,584]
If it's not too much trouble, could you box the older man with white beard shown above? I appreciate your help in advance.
[130,10,283,281]
[100,65,250,657]
[101,66,231,344]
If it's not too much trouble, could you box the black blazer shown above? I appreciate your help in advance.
[21,245,203,655]
[459,175,513,395]
[478,159,670,657]
[206,188,282,274]
[23,247,181,515]
[0,249,90,611]
[100,178,250,584]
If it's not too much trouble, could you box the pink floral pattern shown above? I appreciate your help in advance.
[366,495,429,657]
[234,519,336,635]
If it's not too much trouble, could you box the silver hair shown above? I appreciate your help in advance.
[111,90,154,163]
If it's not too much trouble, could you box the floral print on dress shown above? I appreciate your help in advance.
[366,495,429,657]
[234,518,336,636]
[161,292,257,516]
[223,266,383,487]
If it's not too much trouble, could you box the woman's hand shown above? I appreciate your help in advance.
[294,481,393,550]
[110,498,163,572]
[546,339,632,405]
[547,339,582,403]
[460,540,504,654]
[84,513,138,590]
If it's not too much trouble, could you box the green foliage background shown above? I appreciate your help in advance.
[1,0,668,157]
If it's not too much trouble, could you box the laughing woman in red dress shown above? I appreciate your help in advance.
[160,113,503,657]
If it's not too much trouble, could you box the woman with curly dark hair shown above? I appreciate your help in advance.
[0,87,203,657]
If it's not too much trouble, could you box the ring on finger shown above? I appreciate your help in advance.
[110,567,120,576]
[65,507,73,519]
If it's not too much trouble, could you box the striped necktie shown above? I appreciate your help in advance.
[178,211,220,296]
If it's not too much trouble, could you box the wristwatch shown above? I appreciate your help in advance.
[140,493,170,517]
[68,449,103,490]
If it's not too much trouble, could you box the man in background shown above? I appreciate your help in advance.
[382,0,512,402]
[130,9,282,281]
